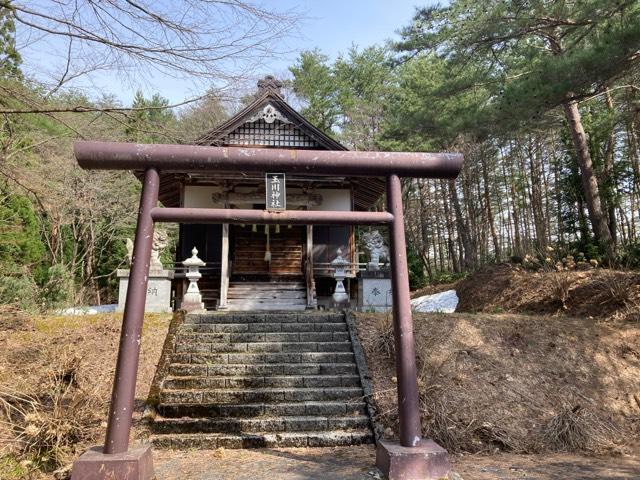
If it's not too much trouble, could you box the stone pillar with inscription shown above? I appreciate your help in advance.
[358,230,392,311]
[117,232,174,313]
[358,269,393,312]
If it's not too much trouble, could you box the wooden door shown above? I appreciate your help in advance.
[232,225,303,277]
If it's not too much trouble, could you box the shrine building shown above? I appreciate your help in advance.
[162,76,387,311]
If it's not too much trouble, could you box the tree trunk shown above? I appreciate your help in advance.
[603,87,618,244]
[528,137,547,250]
[562,97,614,258]
[481,152,501,259]
[441,180,460,273]
[449,179,476,269]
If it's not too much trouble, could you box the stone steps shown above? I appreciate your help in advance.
[151,311,373,449]
[181,322,348,333]
[174,341,353,353]
[171,352,356,365]
[160,386,364,404]
[185,313,344,324]
[152,414,370,434]
[151,430,374,449]
[163,374,361,389]
[168,362,359,377]
[176,331,351,343]
[158,400,368,418]
[169,363,358,376]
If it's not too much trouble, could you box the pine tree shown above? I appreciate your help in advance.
[0,4,21,78]
[396,0,640,259]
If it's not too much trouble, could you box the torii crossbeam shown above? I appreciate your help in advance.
[70,141,463,480]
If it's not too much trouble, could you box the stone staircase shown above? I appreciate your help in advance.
[225,281,307,311]
[150,311,373,449]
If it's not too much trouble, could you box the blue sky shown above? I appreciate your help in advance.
[20,1,439,105]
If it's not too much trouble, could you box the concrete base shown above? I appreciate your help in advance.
[376,438,450,480]
[71,445,154,480]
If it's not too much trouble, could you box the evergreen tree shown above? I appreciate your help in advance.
[289,49,340,134]
[0,4,21,77]
[125,91,176,143]
[397,0,640,259]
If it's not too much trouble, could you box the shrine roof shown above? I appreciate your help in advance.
[195,75,346,151]
[152,76,385,210]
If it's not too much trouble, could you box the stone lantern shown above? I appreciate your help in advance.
[181,247,206,312]
[331,248,350,308]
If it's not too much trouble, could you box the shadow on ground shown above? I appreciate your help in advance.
[153,446,640,480]
[454,452,640,480]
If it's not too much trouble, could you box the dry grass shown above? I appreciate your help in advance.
[444,264,640,321]
[0,312,170,478]
[370,313,395,359]
[550,272,573,310]
[357,312,639,455]
[539,404,619,453]
[0,352,105,473]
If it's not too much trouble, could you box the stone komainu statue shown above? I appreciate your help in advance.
[125,229,168,269]
[362,230,389,269]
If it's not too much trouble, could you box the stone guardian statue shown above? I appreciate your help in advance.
[362,230,389,270]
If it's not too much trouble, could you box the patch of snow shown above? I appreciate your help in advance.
[56,304,117,315]
[411,290,458,313]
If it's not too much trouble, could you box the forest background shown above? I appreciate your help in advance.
[1,0,640,311]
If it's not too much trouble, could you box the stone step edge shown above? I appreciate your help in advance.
[169,353,356,364]
[156,400,368,411]
[184,315,345,324]
[180,324,348,331]
[152,414,369,424]
[156,401,368,419]
[167,362,358,368]
[159,387,364,394]
[164,374,360,380]
[174,335,350,343]
[173,341,352,347]
[150,429,374,449]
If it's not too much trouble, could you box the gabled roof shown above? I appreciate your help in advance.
[149,76,385,210]
[195,79,346,151]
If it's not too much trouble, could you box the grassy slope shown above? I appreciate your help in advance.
[357,312,640,454]
[0,312,170,479]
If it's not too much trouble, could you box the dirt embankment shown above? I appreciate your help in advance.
[0,312,170,479]
[357,312,640,454]
[413,264,640,321]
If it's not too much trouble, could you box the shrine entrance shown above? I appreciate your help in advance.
[228,223,306,310]
[231,224,304,278]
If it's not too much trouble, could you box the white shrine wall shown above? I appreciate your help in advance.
[309,188,351,211]
[182,185,352,211]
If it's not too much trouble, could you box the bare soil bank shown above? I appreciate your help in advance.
[356,312,640,454]
[412,264,640,322]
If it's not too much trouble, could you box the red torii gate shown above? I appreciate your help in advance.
[71,141,463,480]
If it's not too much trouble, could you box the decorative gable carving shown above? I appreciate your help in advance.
[247,103,291,124]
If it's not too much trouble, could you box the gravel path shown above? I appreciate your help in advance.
[152,445,640,480]
[154,446,377,480]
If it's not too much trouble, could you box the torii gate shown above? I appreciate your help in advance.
[70,141,463,480]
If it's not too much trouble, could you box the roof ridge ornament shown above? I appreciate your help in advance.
[257,75,283,96]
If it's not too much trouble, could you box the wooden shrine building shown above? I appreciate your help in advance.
[165,76,386,310]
